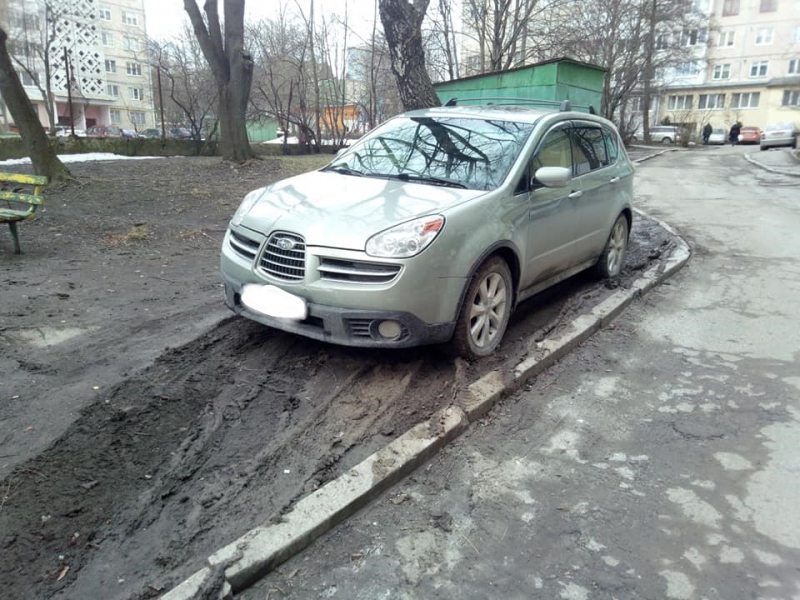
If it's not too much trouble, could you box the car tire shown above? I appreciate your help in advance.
[760,145,767,151]
[661,137,672,145]
[594,214,629,279]
[450,256,513,359]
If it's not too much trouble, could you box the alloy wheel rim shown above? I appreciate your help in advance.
[469,272,507,348]
[606,220,627,275]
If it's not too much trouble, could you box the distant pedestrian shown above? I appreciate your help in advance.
[702,123,713,145]
[729,123,741,146]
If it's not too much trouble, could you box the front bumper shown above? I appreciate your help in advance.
[222,273,455,348]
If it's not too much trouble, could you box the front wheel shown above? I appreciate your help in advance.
[594,215,629,278]
[450,256,513,359]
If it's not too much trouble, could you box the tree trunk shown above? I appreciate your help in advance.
[378,0,440,111]
[0,27,70,181]
[184,0,254,162]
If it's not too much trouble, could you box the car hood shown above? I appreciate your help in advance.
[238,170,486,249]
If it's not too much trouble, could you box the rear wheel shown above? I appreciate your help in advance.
[594,215,629,278]
[661,137,672,145]
[450,256,513,359]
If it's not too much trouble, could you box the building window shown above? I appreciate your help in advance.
[655,34,670,50]
[790,59,800,74]
[129,87,144,101]
[110,109,121,123]
[731,92,760,108]
[107,84,120,96]
[723,0,740,15]
[698,94,725,109]
[719,30,735,46]
[713,64,731,79]
[100,6,111,20]
[676,61,700,76]
[122,11,138,25]
[102,32,113,47]
[20,70,40,86]
[750,61,769,77]
[126,62,142,76]
[629,97,644,112]
[682,29,708,46]
[130,111,146,125]
[755,28,774,44]
[105,59,116,73]
[123,37,141,52]
[668,95,693,110]
[760,0,777,11]
[783,90,800,106]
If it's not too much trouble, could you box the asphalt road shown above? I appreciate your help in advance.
[240,144,800,600]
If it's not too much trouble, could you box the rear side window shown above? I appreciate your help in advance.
[571,127,609,175]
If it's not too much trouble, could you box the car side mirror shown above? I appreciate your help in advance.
[533,166,572,189]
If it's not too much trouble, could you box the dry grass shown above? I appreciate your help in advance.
[104,224,151,245]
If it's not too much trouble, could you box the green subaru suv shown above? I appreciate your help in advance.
[220,102,634,358]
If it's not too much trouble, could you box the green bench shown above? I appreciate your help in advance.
[0,172,48,254]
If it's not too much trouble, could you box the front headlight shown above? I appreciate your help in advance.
[231,190,261,226]
[366,215,445,258]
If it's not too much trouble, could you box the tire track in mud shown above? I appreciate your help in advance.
[1,214,673,600]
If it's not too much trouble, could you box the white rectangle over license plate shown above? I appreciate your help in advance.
[241,284,307,320]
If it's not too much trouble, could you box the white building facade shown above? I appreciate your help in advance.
[1,0,155,132]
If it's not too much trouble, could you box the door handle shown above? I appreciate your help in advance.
[568,190,583,199]
[609,176,620,184]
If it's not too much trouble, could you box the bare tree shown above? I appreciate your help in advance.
[378,0,439,111]
[0,26,69,180]
[462,0,551,73]
[148,30,218,148]
[183,0,254,162]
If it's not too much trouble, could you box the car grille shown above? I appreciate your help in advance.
[318,258,401,284]
[229,230,261,260]
[259,232,306,281]
[347,319,373,338]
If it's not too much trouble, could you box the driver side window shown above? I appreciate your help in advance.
[532,128,573,172]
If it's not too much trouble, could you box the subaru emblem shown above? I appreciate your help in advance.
[276,237,295,251]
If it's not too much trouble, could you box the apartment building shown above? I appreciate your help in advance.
[659,0,800,133]
[0,0,154,133]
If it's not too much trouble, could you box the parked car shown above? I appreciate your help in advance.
[220,102,634,358]
[86,125,123,137]
[138,128,162,139]
[708,128,726,145]
[738,126,761,144]
[121,128,136,138]
[52,126,86,137]
[169,127,193,140]
[649,125,682,145]
[760,122,799,150]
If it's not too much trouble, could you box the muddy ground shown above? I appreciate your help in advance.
[0,155,672,599]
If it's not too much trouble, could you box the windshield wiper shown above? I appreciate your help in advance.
[324,165,364,177]
[392,173,467,189]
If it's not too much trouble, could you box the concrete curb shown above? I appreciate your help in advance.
[161,212,692,600]
[743,150,800,178]
[631,147,676,163]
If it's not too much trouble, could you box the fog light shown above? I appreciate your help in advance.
[377,320,402,340]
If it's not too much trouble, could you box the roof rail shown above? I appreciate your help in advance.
[441,97,598,114]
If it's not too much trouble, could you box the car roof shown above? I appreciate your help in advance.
[401,104,613,128]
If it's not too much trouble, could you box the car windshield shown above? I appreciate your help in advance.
[326,116,534,191]
[765,122,792,131]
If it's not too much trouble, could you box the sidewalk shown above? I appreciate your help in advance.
[743,146,800,177]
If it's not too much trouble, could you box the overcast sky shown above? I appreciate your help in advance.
[141,0,379,44]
